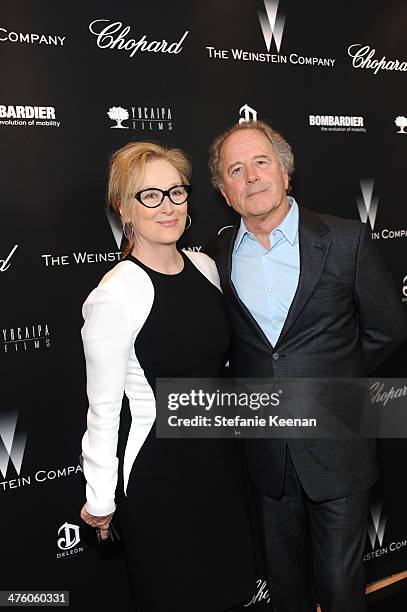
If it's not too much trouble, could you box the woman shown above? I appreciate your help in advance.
[79,142,259,611]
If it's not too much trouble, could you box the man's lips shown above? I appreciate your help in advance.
[246,187,268,197]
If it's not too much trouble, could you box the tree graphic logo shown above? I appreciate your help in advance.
[107,106,129,129]
[395,115,407,134]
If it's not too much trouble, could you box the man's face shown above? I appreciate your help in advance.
[219,129,289,220]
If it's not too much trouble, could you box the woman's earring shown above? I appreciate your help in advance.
[124,222,134,240]
[185,214,192,230]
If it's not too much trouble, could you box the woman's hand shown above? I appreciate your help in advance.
[80,503,114,540]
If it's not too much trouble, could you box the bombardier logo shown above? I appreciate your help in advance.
[0,411,27,479]
[357,179,378,231]
[258,0,285,53]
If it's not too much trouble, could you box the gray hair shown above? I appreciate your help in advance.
[209,120,294,192]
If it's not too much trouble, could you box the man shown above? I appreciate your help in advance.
[205,120,407,611]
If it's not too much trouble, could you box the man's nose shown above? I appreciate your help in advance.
[245,166,259,183]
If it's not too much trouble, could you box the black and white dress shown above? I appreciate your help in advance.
[81,250,258,611]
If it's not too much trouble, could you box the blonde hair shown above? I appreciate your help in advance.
[209,120,294,192]
[107,141,191,257]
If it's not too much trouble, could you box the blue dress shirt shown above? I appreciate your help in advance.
[231,197,300,347]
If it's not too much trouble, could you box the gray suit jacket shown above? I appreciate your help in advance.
[206,207,407,501]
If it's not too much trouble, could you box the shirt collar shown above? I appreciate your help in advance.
[234,196,299,252]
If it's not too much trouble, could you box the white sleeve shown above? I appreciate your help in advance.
[81,285,134,516]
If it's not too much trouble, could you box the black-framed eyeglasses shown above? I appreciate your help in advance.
[135,184,191,208]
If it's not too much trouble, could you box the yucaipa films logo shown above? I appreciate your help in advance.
[356,179,407,240]
[0,105,60,128]
[89,19,189,58]
[2,323,51,353]
[107,105,173,131]
[395,115,407,134]
[206,0,335,68]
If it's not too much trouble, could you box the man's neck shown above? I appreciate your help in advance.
[243,196,291,249]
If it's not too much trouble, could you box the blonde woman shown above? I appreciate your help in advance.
[79,142,259,611]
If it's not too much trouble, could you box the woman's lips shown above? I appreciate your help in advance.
[157,219,178,227]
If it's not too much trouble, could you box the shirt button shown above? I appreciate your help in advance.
[268,287,273,293]
[272,352,280,360]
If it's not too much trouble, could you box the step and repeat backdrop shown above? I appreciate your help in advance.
[1,0,407,608]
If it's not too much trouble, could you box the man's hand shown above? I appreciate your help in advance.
[80,503,114,540]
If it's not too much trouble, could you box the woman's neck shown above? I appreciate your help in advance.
[131,240,183,274]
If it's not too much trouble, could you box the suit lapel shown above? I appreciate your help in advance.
[274,207,331,348]
[221,207,331,351]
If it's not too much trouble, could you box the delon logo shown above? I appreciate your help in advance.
[0,411,27,479]
[367,500,387,549]
[395,115,407,134]
[258,0,285,53]
[402,275,407,303]
[57,522,81,550]
[239,104,258,123]
[107,106,129,129]
[356,179,378,231]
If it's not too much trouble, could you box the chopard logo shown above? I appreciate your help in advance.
[348,44,407,74]
[89,20,189,57]
[0,245,18,271]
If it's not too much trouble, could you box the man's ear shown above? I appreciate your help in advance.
[219,186,232,208]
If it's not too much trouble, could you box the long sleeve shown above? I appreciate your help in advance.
[354,223,407,373]
[81,285,134,515]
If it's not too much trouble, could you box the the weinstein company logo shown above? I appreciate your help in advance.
[239,104,258,123]
[368,500,386,549]
[365,500,407,561]
[357,179,407,240]
[0,27,66,46]
[206,0,335,68]
[258,0,285,53]
[107,105,173,131]
[106,209,124,250]
[57,522,84,559]
[357,179,378,231]
[395,115,407,134]
[89,20,189,58]
[348,44,407,75]
[0,412,27,479]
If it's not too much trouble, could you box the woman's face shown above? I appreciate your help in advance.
[124,158,188,248]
